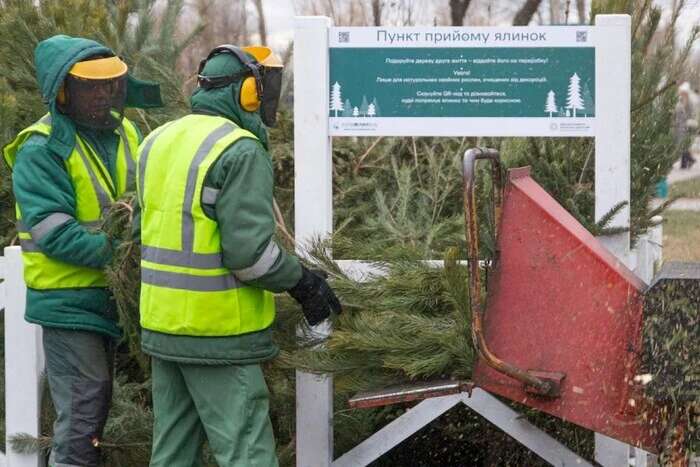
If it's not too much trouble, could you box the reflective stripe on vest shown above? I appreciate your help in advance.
[3,114,140,289]
[232,240,280,281]
[17,218,101,253]
[138,114,275,337]
[201,186,219,205]
[75,141,111,213]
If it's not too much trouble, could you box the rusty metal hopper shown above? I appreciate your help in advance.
[465,153,663,452]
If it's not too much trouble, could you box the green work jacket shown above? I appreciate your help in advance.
[4,115,141,337]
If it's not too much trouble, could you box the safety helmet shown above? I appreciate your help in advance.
[57,55,128,130]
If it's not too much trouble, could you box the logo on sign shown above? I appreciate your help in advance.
[576,31,588,42]
[338,31,350,43]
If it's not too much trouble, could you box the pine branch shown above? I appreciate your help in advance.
[9,433,52,455]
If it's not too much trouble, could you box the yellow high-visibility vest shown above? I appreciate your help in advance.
[3,114,140,289]
[137,114,275,337]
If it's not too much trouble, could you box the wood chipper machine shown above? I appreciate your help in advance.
[348,148,698,465]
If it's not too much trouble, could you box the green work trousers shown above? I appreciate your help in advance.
[150,357,278,467]
[43,327,115,467]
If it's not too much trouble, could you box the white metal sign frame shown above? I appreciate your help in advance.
[294,15,633,467]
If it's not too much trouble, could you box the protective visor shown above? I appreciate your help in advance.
[61,56,128,130]
[243,46,283,127]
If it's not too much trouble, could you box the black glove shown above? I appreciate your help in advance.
[288,266,342,326]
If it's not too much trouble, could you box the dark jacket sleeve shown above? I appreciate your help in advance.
[203,138,302,292]
[13,137,114,269]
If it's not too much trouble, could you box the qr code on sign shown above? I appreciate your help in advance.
[576,31,588,42]
[338,31,350,43]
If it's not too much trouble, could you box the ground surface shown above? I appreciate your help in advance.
[662,210,700,261]
[669,177,700,199]
[660,162,700,261]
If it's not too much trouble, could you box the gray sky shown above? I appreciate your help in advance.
[656,0,700,44]
[265,0,295,50]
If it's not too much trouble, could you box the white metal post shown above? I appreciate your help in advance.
[595,433,632,467]
[632,217,662,285]
[4,246,44,467]
[294,15,334,467]
[594,14,635,465]
[649,215,663,269]
[594,14,632,263]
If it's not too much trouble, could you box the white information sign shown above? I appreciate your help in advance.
[328,26,616,137]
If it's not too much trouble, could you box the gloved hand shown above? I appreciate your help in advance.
[288,266,342,326]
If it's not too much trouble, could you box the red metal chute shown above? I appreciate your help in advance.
[467,156,661,451]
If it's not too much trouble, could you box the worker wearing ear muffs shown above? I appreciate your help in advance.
[2,34,162,467]
[134,45,342,466]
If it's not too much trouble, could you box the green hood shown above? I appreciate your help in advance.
[34,34,163,159]
[190,52,269,149]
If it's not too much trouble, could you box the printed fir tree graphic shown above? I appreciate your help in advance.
[341,98,353,117]
[367,102,376,117]
[330,81,343,117]
[545,90,558,117]
[333,93,380,118]
[359,95,369,116]
[566,73,584,117]
[582,83,594,118]
[371,97,381,117]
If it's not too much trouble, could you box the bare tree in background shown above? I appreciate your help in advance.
[241,2,249,43]
[178,0,250,86]
[295,0,368,26]
[253,0,268,45]
[295,0,557,28]
[401,0,415,25]
[576,0,586,23]
[513,0,543,25]
[372,0,382,26]
[549,0,561,24]
[449,0,472,26]
[295,0,429,26]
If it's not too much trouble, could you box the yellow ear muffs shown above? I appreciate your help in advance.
[239,76,261,112]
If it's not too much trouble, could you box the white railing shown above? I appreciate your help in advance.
[630,217,664,285]
[0,221,675,467]
[1,246,44,467]
[596,220,663,467]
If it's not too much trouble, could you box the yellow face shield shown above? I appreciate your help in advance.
[242,46,283,67]
[69,56,128,80]
[59,56,128,130]
[243,46,283,127]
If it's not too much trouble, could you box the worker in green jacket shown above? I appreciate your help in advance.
[135,45,341,466]
[3,35,161,467]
